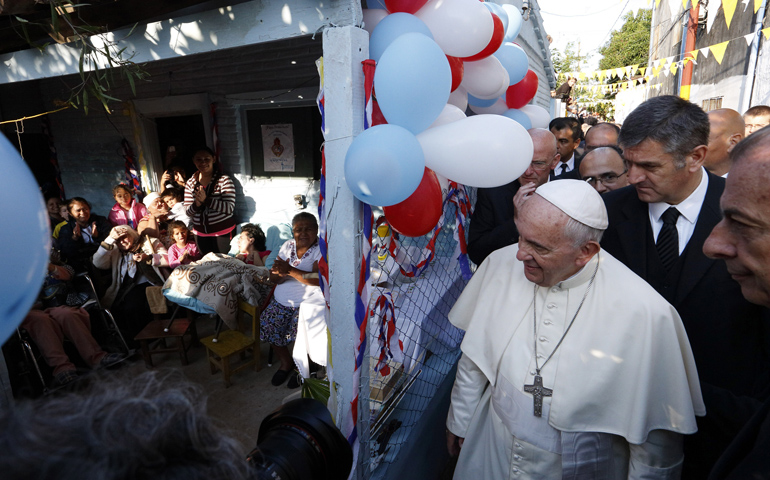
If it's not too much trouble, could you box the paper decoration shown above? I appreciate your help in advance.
[700,46,710,58]
[709,41,729,64]
[682,0,690,10]
[668,0,682,22]
[723,0,738,29]
[670,62,679,74]
[755,0,763,13]
[745,32,756,46]
[707,0,721,33]
[763,27,770,39]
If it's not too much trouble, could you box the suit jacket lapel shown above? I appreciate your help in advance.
[674,175,722,305]
[615,196,649,277]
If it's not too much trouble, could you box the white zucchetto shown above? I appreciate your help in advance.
[535,179,609,230]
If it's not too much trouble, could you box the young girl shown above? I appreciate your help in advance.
[235,223,269,267]
[108,184,147,229]
[168,221,202,269]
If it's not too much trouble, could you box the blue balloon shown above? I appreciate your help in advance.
[0,134,50,345]
[375,33,452,135]
[468,94,498,108]
[370,13,433,64]
[503,5,523,42]
[483,2,509,34]
[345,125,425,206]
[494,42,529,85]
[503,108,532,129]
[367,0,388,10]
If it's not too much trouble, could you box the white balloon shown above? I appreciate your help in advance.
[469,96,508,115]
[363,9,389,36]
[447,86,468,112]
[461,55,509,100]
[428,104,467,129]
[417,115,533,188]
[415,0,494,58]
[502,4,523,42]
[520,104,552,129]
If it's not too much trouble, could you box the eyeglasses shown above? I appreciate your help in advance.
[528,161,551,172]
[584,170,627,186]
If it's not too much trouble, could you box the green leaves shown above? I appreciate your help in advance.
[301,377,331,404]
[12,2,148,115]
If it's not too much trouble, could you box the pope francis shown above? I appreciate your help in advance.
[446,180,705,479]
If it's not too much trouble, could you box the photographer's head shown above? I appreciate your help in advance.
[0,370,255,480]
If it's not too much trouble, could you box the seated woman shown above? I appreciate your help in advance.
[45,194,66,232]
[137,192,171,248]
[234,223,269,267]
[108,184,147,229]
[92,226,169,346]
[21,259,124,387]
[261,212,321,389]
[58,197,112,272]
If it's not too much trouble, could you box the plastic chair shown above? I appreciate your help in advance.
[201,286,274,387]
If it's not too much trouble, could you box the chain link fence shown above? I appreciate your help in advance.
[360,188,477,477]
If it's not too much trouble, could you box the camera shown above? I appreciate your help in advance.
[248,398,353,480]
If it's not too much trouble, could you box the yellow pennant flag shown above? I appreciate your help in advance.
[641,66,649,76]
[690,50,699,60]
[670,62,679,75]
[762,27,770,40]
[656,0,662,7]
[579,72,587,81]
[756,0,763,14]
[682,0,689,10]
[630,64,640,76]
[723,0,738,29]
[710,41,729,64]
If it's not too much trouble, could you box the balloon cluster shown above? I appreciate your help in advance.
[347,0,551,236]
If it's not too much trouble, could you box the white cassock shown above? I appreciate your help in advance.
[447,245,705,479]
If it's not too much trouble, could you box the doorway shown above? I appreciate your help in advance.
[155,114,206,178]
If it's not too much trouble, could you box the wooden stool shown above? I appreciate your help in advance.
[134,318,197,368]
[201,298,266,387]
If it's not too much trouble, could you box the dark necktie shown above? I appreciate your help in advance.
[558,164,567,176]
[656,207,681,271]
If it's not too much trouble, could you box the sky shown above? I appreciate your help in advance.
[537,0,652,70]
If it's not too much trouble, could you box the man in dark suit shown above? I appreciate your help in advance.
[601,95,770,479]
[468,128,560,265]
[549,117,582,180]
[704,126,770,479]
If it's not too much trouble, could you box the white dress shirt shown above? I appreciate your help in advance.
[648,167,709,255]
[556,154,576,175]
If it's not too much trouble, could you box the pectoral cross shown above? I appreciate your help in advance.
[523,374,552,417]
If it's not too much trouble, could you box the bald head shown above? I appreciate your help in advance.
[584,123,620,152]
[704,108,744,177]
[579,146,629,194]
[518,129,560,187]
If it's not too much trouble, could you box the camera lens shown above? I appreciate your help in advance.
[248,398,352,480]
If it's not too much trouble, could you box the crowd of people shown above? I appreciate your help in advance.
[16,146,322,391]
[454,96,770,479]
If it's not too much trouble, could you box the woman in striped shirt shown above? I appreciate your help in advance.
[184,147,237,255]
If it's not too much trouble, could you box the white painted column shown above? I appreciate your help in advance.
[322,25,369,471]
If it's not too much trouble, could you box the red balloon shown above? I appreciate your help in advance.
[383,168,442,237]
[505,70,539,109]
[384,0,429,14]
[461,13,505,62]
[446,56,464,92]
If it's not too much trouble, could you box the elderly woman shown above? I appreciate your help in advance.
[261,212,321,388]
[92,225,169,345]
[184,147,236,255]
[58,197,112,272]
